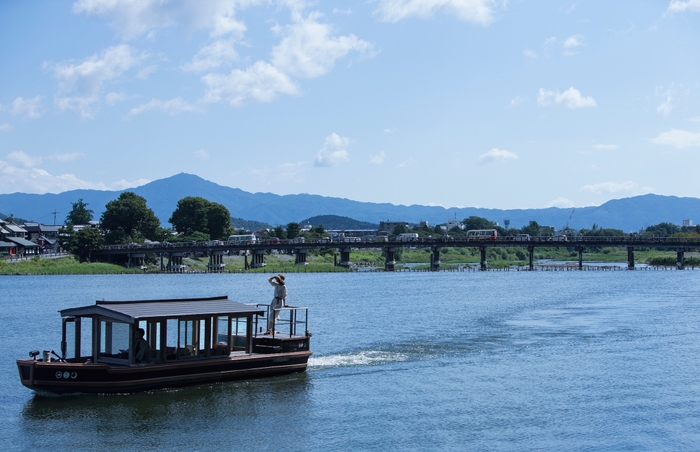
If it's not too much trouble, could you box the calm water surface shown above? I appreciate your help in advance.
[2,271,700,451]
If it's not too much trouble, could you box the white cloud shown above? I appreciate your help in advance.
[383,128,396,133]
[563,34,585,55]
[52,44,146,119]
[182,39,240,73]
[580,181,651,195]
[194,149,210,160]
[667,0,700,13]
[333,8,352,15]
[546,197,575,208]
[538,87,596,109]
[523,49,537,58]
[397,157,414,168]
[10,96,45,119]
[563,35,584,48]
[369,151,386,165]
[105,91,128,106]
[477,148,518,165]
[48,152,84,162]
[271,11,374,79]
[688,116,700,122]
[0,124,13,132]
[594,144,619,151]
[507,95,525,108]
[108,178,151,190]
[314,133,350,167]
[72,0,255,39]
[374,0,498,25]
[7,151,42,168]
[655,84,676,117]
[202,61,299,107]
[0,151,148,194]
[126,97,202,118]
[650,129,700,148]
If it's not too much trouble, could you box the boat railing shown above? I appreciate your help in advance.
[255,304,309,339]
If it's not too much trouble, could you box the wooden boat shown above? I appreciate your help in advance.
[16,295,312,394]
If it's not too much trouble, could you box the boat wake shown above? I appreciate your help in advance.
[308,349,410,370]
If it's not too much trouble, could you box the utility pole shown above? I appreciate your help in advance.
[53,210,58,226]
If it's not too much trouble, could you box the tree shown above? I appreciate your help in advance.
[169,197,209,236]
[67,227,104,262]
[101,192,161,244]
[206,203,232,240]
[643,222,681,237]
[169,196,232,240]
[286,222,301,239]
[462,216,496,231]
[313,225,325,235]
[272,225,286,239]
[65,198,93,225]
[393,224,408,235]
[520,221,542,237]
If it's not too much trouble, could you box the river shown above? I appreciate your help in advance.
[2,271,699,451]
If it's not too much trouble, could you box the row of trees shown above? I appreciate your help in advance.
[60,194,233,260]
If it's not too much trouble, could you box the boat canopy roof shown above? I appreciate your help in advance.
[60,295,265,324]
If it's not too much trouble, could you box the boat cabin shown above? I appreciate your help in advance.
[57,295,309,366]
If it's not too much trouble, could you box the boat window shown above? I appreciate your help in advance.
[99,320,129,359]
[178,319,203,357]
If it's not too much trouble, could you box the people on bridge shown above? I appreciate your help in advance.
[266,274,287,335]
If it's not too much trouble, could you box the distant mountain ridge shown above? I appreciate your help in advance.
[1,173,698,232]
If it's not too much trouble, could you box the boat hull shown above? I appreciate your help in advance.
[17,351,312,394]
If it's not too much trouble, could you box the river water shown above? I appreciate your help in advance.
[2,271,699,451]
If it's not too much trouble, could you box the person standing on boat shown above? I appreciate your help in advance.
[133,328,150,363]
[266,274,287,334]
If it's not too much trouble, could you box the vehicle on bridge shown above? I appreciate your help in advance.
[398,233,419,242]
[227,234,258,245]
[16,295,311,394]
[466,229,498,241]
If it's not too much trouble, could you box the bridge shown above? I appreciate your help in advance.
[94,235,700,272]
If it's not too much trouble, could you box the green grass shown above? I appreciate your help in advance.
[0,255,144,275]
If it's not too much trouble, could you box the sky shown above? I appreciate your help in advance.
[1,0,699,210]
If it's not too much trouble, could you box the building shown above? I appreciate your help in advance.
[379,220,409,233]
[683,219,694,227]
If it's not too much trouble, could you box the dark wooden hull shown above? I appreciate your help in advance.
[17,351,312,394]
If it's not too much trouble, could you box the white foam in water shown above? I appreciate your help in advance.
[309,350,409,369]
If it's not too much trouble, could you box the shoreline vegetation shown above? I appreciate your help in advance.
[2,248,698,275]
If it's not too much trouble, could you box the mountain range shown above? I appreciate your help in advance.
[1,173,698,232]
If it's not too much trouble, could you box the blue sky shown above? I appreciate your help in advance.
[1,0,699,210]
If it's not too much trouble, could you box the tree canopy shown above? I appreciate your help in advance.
[169,196,232,240]
[100,192,161,244]
[65,198,93,225]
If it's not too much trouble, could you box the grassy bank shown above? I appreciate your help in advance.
[0,255,145,275]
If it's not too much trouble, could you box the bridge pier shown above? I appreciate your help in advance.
[127,253,145,268]
[677,250,685,269]
[251,250,266,268]
[528,245,534,271]
[207,251,225,273]
[294,249,308,265]
[384,247,396,271]
[167,252,186,273]
[430,247,441,271]
[627,247,635,270]
[479,246,487,271]
[577,246,584,270]
[339,247,352,267]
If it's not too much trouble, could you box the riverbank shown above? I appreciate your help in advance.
[2,247,697,275]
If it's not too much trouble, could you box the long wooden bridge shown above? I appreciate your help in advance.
[95,235,700,272]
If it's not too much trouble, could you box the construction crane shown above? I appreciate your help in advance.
[562,208,575,234]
